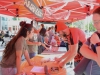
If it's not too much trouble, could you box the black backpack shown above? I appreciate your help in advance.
[69,30,83,53]
[88,31,100,53]
[74,31,100,75]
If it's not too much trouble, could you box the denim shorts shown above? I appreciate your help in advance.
[85,60,100,75]
[29,52,36,59]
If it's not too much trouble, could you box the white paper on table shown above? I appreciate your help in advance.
[30,66,45,73]
[49,58,55,62]
[58,47,67,51]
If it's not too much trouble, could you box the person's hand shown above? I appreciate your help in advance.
[54,57,61,63]
[41,58,50,63]
[29,62,34,66]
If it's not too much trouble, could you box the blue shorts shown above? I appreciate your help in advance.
[85,60,100,75]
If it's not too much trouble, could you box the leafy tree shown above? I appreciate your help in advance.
[72,20,84,29]
[69,20,96,32]
[85,22,96,32]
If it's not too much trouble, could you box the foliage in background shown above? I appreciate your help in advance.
[69,20,96,32]
[71,20,84,29]
[85,21,96,32]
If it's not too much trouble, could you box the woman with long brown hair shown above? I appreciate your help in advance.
[0,21,34,75]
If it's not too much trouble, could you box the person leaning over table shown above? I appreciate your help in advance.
[26,24,42,58]
[54,21,86,67]
[0,21,34,75]
[27,36,49,57]
[26,36,41,58]
[37,27,50,54]
[80,7,100,75]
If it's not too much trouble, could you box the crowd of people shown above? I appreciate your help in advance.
[0,7,100,75]
[0,30,12,46]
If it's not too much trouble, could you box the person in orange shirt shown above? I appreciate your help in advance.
[55,21,86,67]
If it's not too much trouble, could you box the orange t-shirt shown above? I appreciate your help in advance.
[69,28,86,44]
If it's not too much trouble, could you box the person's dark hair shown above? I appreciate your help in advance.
[55,25,57,32]
[48,27,51,31]
[41,24,44,28]
[93,7,100,15]
[62,33,69,38]
[6,31,9,34]
[63,33,67,37]
[62,33,68,42]
[39,28,46,36]
[3,21,33,59]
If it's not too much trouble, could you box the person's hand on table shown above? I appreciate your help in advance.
[51,42,57,46]
[41,58,50,64]
[58,61,65,68]
[55,57,65,68]
[54,57,61,63]
[29,62,34,66]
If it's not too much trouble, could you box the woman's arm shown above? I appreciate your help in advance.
[24,50,33,66]
[41,43,49,50]
[26,40,41,46]
[26,40,49,50]
[80,44,99,65]
[89,33,100,66]
[55,45,71,62]
[60,45,71,59]
[56,44,78,67]
[34,25,42,34]
[62,44,78,64]
[16,50,22,74]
